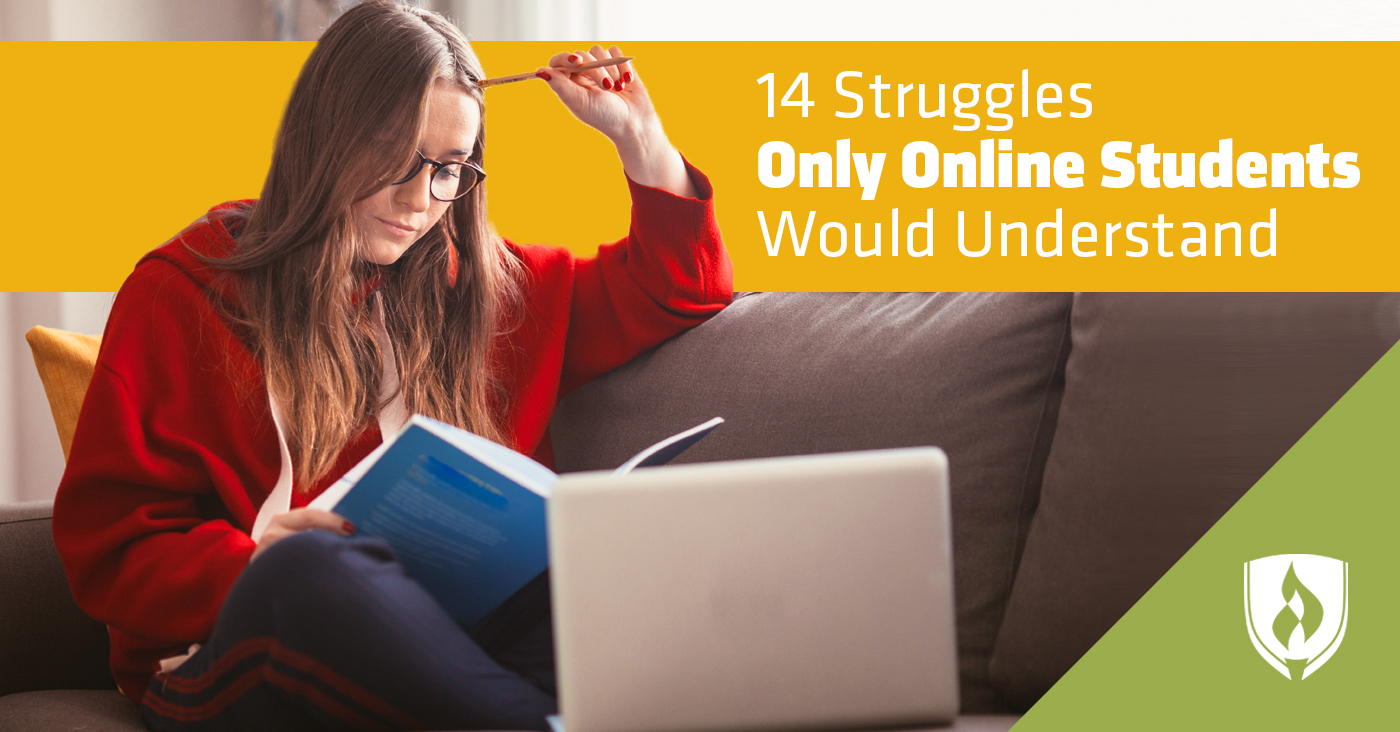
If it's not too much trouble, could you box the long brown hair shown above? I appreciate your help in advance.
[207,0,522,489]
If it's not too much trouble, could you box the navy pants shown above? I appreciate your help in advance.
[141,531,557,732]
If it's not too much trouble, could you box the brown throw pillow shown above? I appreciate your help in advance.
[25,326,102,461]
[989,293,1400,709]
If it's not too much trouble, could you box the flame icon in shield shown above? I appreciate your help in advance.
[1244,554,1349,680]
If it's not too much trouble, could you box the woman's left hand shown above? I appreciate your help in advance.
[537,45,697,198]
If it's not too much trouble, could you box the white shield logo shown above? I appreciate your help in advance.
[1243,554,1348,680]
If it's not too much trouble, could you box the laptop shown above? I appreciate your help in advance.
[548,447,959,732]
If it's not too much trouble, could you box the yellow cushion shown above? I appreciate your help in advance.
[25,326,102,461]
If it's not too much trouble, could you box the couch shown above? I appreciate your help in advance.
[3,292,1396,731]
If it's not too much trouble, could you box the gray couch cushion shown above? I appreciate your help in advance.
[0,690,142,731]
[550,292,1073,713]
[990,293,1400,708]
[0,501,114,697]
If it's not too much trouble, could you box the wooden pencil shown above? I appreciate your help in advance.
[477,56,635,89]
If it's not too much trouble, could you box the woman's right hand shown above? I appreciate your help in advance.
[250,509,355,563]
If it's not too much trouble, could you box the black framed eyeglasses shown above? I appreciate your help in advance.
[390,150,486,201]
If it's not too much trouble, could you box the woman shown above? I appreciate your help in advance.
[51,2,731,730]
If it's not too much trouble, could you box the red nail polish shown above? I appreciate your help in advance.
[568,54,578,62]
[623,71,633,83]
[602,77,612,90]
[342,521,356,534]
[535,70,552,81]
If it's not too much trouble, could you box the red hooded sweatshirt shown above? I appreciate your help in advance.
[52,164,732,703]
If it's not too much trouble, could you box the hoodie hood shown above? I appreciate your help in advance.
[135,200,395,310]
[135,200,252,308]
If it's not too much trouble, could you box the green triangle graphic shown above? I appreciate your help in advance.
[1013,342,1400,730]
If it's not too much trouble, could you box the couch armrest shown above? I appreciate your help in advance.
[0,501,114,696]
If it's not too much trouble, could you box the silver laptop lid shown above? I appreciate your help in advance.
[549,448,959,732]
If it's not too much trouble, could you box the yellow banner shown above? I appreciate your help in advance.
[1,42,1394,291]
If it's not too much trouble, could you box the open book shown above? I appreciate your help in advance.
[307,415,723,626]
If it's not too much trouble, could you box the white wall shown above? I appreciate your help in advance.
[0,293,114,504]
[10,1,1391,42]
[447,0,598,40]
[0,295,13,503]
[450,1,1398,41]
[2,0,267,40]
[613,1,1397,40]
[4,0,452,41]
[54,0,265,41]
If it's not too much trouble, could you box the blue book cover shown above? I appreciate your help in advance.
[308,415,722,627]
